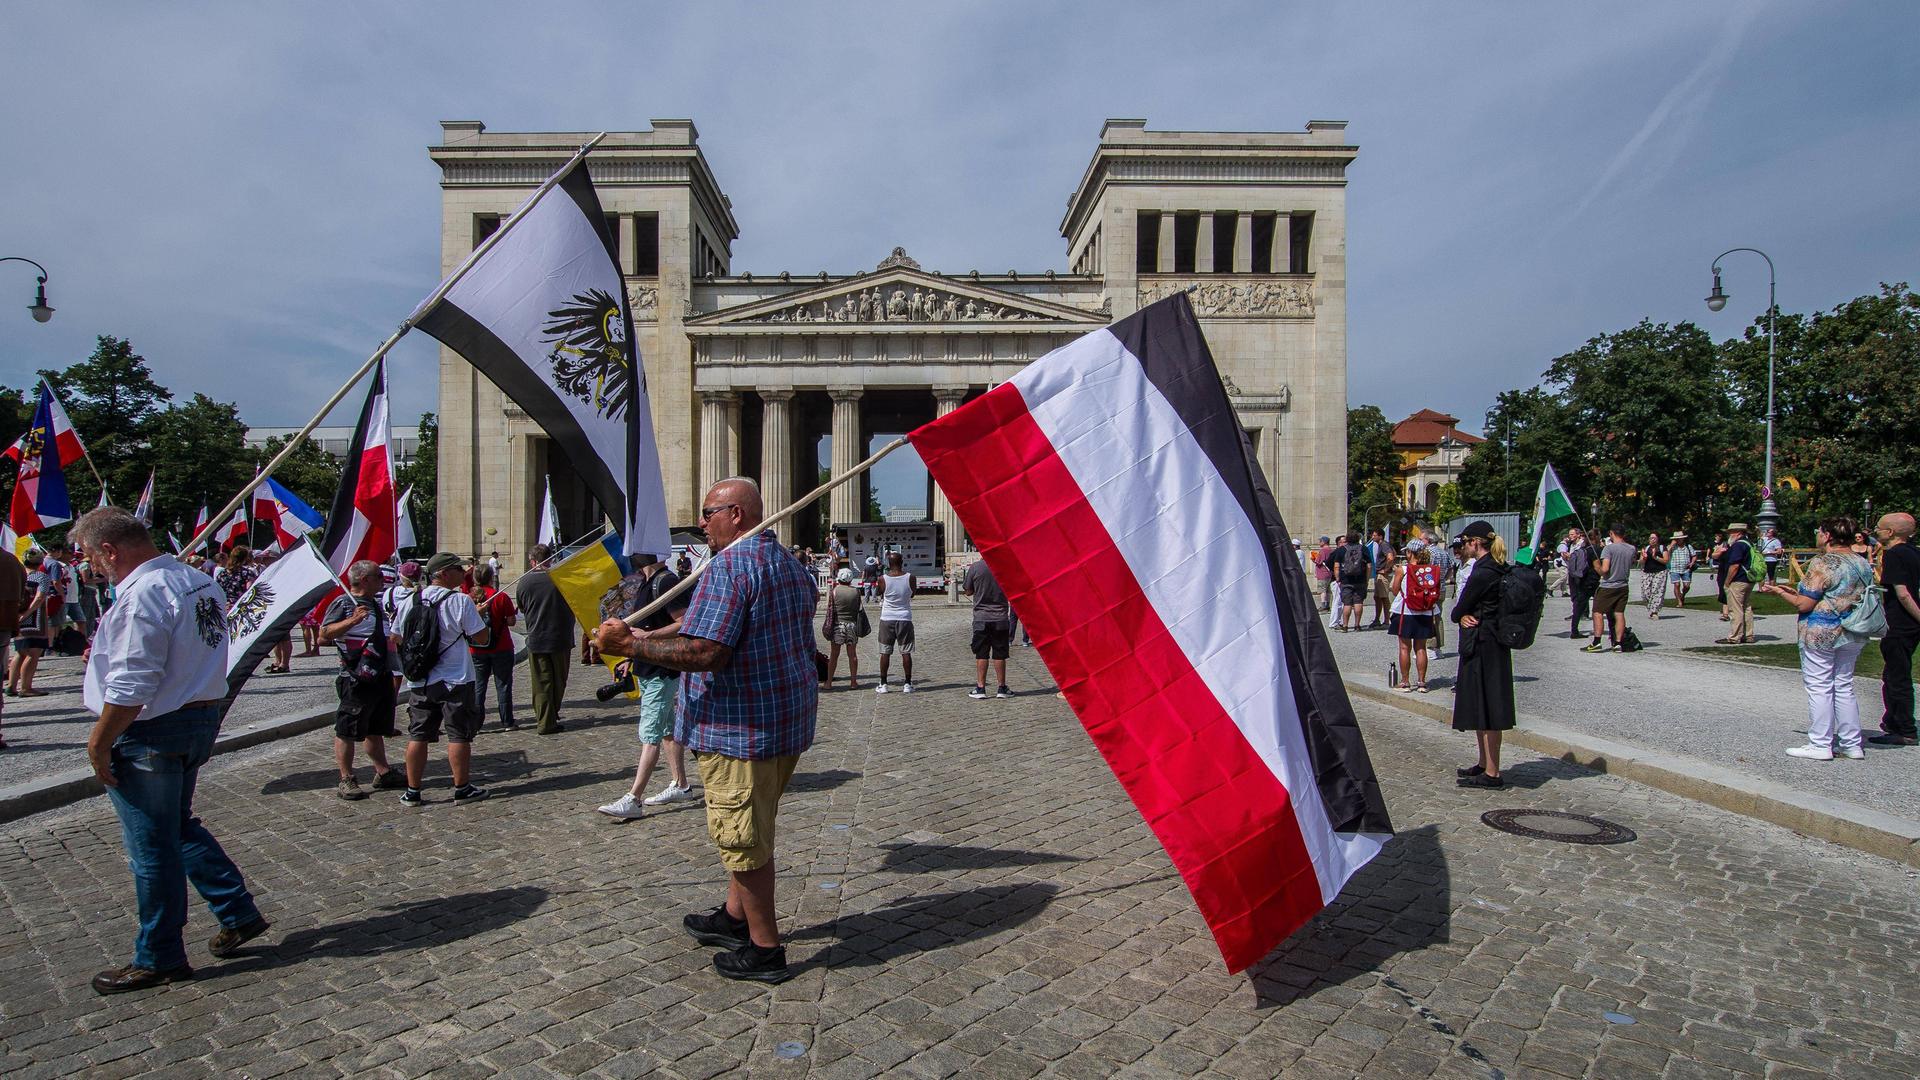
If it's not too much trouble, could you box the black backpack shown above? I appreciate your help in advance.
[1491,562,1547,650]
[399,589,451,683]
[1339,544,1368,583]
[1619,626,1645,653]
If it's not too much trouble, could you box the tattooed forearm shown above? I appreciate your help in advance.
[630,634,733,673]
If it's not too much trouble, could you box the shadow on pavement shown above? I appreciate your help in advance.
[223,886,550,968]
[791,882,1060,969]
[1495,758,1595,789]
[262,749,541,794]
[1247,824,1448,1009]
[788,769,861,794]
[876,842,1083,873]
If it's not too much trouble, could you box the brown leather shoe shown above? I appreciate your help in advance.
[92,964,193,995]
[208,917,271,958]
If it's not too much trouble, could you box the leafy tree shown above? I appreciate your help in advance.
[1721,283,1920,539]
[145,394,254,543]
[1458,387,1585,522]
[1346,405,1401,535]
[394,413,437,551]
[40,336,174,510]
[1429,484,1467,530]
[0,386,31,513]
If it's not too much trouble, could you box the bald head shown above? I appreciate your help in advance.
[701,477,764,546]
[1878,513,1915,542]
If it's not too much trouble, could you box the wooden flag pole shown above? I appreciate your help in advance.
[618,436,912,628]
[184,132,611,555]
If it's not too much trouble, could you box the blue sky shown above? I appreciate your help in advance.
[2,2,1915,512]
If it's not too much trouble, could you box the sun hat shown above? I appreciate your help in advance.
[836,568,854,584]
[423,551,465,578]
[1727,522,1750,533]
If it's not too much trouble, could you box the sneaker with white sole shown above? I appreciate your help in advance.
[968,686,988,699]
[900,683,914,694]
[1785,744,1834,761]
[1838,746,1865,760]
[643,783,697,805]
[597,793,646,819]
[875,683,889,694]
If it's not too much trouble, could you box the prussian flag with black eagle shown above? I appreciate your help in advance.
[909,293,1392,971]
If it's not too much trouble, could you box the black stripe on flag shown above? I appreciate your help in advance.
[1110,292,1391,836]
[413,297,624,520]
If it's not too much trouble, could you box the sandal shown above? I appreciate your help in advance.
[1416,684,1431,694]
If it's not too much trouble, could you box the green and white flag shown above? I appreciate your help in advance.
[1523,464,1578,562]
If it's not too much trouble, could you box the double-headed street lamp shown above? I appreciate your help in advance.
[0,257,54,323]
[1705,247,1776,532]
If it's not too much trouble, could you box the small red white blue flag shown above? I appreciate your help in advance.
[252,476,325,550]
[7,385,77,535]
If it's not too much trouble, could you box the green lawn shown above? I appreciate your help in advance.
[1682,641,1887,679]
[1678,591,1798,616]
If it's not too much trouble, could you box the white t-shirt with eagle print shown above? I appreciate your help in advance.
[84,554,231,716]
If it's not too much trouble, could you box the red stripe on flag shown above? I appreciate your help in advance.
[914,383,1324,971]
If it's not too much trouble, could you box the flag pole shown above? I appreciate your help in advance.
[618,436,911,628]
[185,132,611,554]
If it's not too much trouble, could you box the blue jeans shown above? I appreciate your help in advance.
[472,652,516,727]
[106,707,260,971]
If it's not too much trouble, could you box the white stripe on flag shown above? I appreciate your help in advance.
[1010,330,1386,901]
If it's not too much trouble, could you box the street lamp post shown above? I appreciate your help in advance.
[1705,247,1777,533]
[0,257,54,323]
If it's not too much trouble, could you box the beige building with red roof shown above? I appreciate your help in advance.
[1392,409,1482,510]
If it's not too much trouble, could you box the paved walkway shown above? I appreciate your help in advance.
[2,605,1917,1077]
[1322,574,1920,821]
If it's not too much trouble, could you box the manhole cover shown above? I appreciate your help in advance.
[1481,809,1636,845]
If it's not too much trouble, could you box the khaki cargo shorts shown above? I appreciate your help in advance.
[695,751,800,872]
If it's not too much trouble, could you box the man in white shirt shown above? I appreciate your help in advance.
[391,552,491,806]
[875,551,917,693]
[73,508,271,995]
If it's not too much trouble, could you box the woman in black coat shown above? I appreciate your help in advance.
[1451,521,1517,788]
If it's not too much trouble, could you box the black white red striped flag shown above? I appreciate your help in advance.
[910,293,1392,971]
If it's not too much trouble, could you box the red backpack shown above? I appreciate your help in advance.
[1406,564,1440,611]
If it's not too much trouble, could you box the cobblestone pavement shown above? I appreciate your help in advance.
[2,605,1917,1079]
[1321,575,1920,820]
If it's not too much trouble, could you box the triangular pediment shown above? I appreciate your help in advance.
[687,266,1107,329]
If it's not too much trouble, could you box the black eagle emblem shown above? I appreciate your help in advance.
[227,581,276,638]
[541,288,636,419]
[193,595,227,648]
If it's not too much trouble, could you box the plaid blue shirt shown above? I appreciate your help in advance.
[674,529,819,759]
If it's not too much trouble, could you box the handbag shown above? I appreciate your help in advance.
[855,606,872,638]
[1843,585,1888,637]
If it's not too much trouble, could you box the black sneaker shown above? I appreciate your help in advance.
[683,904,750,949]
[452,784,489,803]
[400,788,424,807]
[995,686,1013,699]
[713,943,791,984]
[967,686,988,700]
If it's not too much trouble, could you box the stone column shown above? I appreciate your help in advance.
[699,390,740,498]
[1156,212,1176,273]
[929,387,969,552]
[759,389,795,544]
[828,388,863,526]
[1196,212,1215,273]
[1233,212,1253,273]
[1272,212,1293,274]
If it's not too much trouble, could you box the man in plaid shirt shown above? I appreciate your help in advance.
[595,477,818,984]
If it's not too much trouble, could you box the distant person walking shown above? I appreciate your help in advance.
[1761,526,1785,585]
[1450,520,1515,788]
[1871,513,1920,746]
[1584,524,1634,652]
[874,551,916,693]
[73,508,271,994]
[1666,531,1696,608]
[1313,536,1334,613]
[1763,518,1874,760]
[1716,524,1757,645]
[596,554,698,819]
[515,545,575,735]
[1564,527,1598,640]
[1639,532,1671,619]
[822,568,863,690]
[963,557,1013,698]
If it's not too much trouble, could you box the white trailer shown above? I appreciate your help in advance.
[832,522,946,589]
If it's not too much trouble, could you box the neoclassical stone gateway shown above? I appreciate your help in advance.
[431,118,1352,566]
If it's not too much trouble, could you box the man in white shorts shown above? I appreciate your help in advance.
[874,552,916,694]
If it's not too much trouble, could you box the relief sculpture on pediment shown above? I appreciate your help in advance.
[740,282,1061,324]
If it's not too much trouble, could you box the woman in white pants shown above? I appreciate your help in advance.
[1762,517,1874,761]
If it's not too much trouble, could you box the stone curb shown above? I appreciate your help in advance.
[0,706,337,826]
[1345,680,1920,870]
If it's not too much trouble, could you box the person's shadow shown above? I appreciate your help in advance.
[1246,824,1449,1008]
[787,882,1061,970]
[213,886,550,971]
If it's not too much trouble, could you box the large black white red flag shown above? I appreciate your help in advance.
[409,163,669,558]
[319,358,398,572]
[910,293,1392,971]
